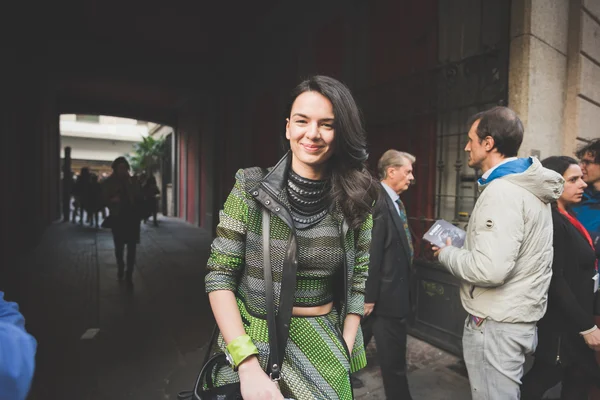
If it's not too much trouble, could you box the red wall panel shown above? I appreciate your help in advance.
[220,97,237,202]
[186,131,196,224]
[369,0,437,85]
[365,0,438,257]
[179,132,186,219]
[251,92,279,169]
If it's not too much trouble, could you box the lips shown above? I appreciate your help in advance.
[301,143,322,153]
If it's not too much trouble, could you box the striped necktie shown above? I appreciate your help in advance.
[395,198,414,260]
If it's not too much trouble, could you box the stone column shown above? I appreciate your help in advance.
[508,0,570,159]
[563,0,600,156]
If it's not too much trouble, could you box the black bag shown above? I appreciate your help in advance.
[179,208,296,400]
[177,326,242,400]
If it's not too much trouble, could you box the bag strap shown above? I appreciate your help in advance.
[262,208,282,380]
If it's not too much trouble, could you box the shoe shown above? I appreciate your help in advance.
[117,265,125,280]
[351,375,364,389]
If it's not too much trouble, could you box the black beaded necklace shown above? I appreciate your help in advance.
[286,169,331,229]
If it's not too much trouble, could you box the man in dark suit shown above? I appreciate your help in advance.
[361,149,415,399]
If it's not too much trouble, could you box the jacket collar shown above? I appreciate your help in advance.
[260,150,293,198]
[251,151,346,228]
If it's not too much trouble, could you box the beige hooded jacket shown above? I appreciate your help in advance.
[439,157,564,323]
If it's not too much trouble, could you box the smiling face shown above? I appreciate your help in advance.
[286,91,336,179]
[560,164,587,207]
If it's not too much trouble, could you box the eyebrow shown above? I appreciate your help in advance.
[291,113,334,121]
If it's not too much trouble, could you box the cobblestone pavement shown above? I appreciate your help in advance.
[355,336,471,399]
[1,216,471,399]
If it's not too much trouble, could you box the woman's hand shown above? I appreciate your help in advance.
[583,329,600,351]
[238,357,283,400]
[343,334,354,356]
[342,314,361,357]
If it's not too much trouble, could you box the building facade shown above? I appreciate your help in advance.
[60,114,148,176]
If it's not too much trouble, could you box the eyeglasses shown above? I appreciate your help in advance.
[580,159,597,167]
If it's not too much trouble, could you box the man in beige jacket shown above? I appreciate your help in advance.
[434,107,564,400]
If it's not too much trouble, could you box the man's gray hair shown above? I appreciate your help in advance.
[377,150,416,180]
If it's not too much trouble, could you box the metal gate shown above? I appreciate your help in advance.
[405,0,512,355]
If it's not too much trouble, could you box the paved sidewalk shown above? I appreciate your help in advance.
[0,216,471,399]
[355,336,470,399]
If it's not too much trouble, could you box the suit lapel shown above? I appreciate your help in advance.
[382,186,412,262]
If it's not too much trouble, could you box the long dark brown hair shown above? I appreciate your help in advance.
[284,76,378,229]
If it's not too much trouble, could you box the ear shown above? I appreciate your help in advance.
[485,136,496,152]
[285,118,291,140]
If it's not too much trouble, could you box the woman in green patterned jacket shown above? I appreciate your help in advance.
[205,75,379,400]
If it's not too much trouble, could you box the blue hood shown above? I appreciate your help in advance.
[572,188,600,243]
[580,187,600,206]
[478,157,564,204]
[478,158,533,186]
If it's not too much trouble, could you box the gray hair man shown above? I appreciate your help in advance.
[360,149,416,399]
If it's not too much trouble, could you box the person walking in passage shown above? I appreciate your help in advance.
[142,176,160,226]
[102,157,143,287]
[204,75,378,400]
[360,149,416,399]
[521,156,600,399]
[433,106,564,399]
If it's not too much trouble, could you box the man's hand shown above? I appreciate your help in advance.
[432,237,452,259]
[583,328,600,351]
[364,303,375,317]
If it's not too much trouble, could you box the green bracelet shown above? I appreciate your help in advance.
[225,334,259,370]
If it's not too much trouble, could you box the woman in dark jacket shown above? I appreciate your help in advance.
[521,156,600,399]
[102,157,143,287]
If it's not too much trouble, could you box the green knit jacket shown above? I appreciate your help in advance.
[205,162,373,371]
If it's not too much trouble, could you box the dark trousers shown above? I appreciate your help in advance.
[113,237,136,276]
[362,314,412,400]
[521,358,591,400]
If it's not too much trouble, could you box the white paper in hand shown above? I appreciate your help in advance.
[422,219,466,248]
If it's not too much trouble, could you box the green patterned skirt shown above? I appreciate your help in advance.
[212,298,367,400]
